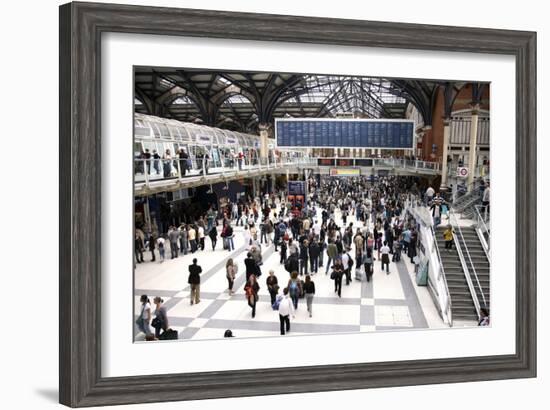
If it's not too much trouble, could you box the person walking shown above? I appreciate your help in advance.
[331,259,344,298]
[342,247,354,285]
[198,224,205,251]
[244,252,258,282]
[325,239,338,274]
[443,225,454,250]
[188,258,202,305]
[266,270,279,306]
[178,148,189,176]
[208,225,218,251]
[179,224,188,255]
[244,274,260,318]
[226,222,235,251]
[303,274,316,318]
[279,238,287,264]
[168,226,179,259]
[482,182,490,215]
[363,247,374,282]
[380,240,391,274]
[148,233,156,262]
[157,236,166,262]
[135,230,145,264]
[278,287,295,335]
[299,239,309,276]
[152,296,169,339]
[309,239,320,274]
[136,295,153,339]
[226,258,237,295]
[188,225,197,253]
[287,271,302,309]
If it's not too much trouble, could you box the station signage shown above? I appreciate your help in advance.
[457,167,469,178]
[330,168,361,176]
[287,180,306,196]
[275,118,414,149]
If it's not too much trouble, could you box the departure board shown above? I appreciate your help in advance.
[275,119,414,148]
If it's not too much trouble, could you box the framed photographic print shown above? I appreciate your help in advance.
[59,1,536,407]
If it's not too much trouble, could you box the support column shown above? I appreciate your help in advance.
[259,123,269,159]
[467,104,480,191]
[271,173,276,192]
[440,118,451,191]
[144,197,152,235]
[252,177,258,199]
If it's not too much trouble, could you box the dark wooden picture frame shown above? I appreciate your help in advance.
[59,2,536,407]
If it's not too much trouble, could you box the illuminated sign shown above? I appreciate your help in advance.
[329,168,361,176]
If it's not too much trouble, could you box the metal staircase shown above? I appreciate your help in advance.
[453,226,490,310]
[434,226,478,321]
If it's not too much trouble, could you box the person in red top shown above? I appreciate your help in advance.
[244,274,260,318]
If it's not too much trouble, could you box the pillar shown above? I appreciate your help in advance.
[144,197,152,234]
[440,118,451,191]
[252,177,258,198]
[467,104,480,191]
[259,124,269,159]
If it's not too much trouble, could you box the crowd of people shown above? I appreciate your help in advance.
[136,174,445,340]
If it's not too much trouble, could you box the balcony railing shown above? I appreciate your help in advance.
[134,156,318,187]
[315,157,441,172]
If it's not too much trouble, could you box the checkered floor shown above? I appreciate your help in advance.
[134,208,455,342]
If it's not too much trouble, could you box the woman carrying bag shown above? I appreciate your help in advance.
[244,274,260,318]
[226,258,238,295]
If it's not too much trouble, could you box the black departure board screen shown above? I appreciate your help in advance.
[275,119,414,149]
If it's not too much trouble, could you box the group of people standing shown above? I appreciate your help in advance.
[136,174,432,341]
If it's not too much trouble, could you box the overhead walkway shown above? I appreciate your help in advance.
[314,157,441,176]
[134,156,442,196]
[134,157,317,196]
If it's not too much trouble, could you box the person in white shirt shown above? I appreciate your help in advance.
[243,225,251,248]
[312,220,321,237]
[482,182,490,215]
[341,249,353,285]
[425,186,435,204]
[278,288,295,335]
[156,236,166,262]
[197,225,205,251]
[380,241,391,274]
[188,226,197,253]
[136,295,153,339]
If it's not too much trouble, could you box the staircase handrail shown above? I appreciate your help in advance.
[474,205,491,263]
[449,210,487,315]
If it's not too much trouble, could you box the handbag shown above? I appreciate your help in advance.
[151,317,162,329]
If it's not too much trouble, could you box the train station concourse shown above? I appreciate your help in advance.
[133,68,491,342]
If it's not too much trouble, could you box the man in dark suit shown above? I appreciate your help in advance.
[188,258,202,305]
[244,252,257,282]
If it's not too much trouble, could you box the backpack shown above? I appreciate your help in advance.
[347,253,354,269]
[289,280,299,296]
[284,258,292,273]
[272,295,283,310]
